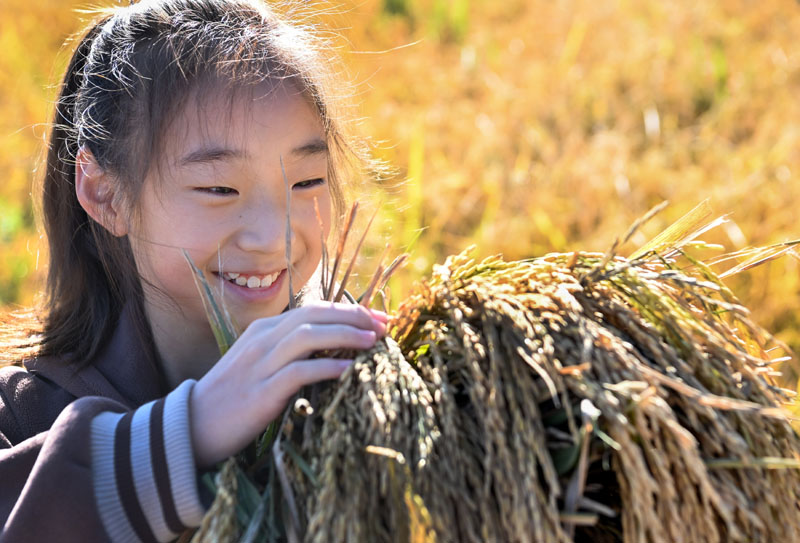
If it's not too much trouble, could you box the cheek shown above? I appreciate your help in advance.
[301,191,334,245]
[127,230,158,279]
[318,190,334,241]
[127,214,201,290]
[128,238,181,290]
[297,193,331,277]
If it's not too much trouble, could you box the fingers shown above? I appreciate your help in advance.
[368,308,389,323]
[218,302,385,380]
[192,303,387,467]
[256,323,376,377]
[252,301,386,338]
[269,358,353,393]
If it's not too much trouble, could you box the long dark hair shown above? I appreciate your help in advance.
[2,0,361,368]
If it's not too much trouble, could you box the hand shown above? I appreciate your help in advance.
[189,301,387,468]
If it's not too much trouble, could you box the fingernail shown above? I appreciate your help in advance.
[370,309,389,322]
[338,359,353,370]
[360,329,377,342]
[373,321,387,336]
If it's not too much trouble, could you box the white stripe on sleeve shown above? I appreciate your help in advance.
[162,379,205,527]
[129,400,177,542]
[91,411,140,543]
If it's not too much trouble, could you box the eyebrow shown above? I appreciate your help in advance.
[178,138,328,167]
[179,147,244,167]
[291,138,328,157]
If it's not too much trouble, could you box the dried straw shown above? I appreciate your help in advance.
[190,206,800,543]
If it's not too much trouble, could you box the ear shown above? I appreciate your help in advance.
[75,146,129,237]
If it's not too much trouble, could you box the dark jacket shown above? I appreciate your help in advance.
[0,306,207,542]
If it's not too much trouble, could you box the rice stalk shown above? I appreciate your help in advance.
[186,201,407,542]
[188,204,800,543]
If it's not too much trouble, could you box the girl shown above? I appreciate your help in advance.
[0,1,385,541]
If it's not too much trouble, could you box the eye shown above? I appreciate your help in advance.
[197,186,238,195]
[293,178,325,190]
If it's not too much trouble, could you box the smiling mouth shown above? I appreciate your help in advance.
[219,271,282,289]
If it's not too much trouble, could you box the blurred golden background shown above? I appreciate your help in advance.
[1,0,798,370]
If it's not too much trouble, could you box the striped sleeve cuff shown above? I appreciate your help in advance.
[90,380,206,542]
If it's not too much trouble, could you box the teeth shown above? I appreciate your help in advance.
[224,271,282,289]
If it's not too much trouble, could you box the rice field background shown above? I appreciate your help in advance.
[0,0,798,382]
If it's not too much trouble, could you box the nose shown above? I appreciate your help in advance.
[235,190,294,255]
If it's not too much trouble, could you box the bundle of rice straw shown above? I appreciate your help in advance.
[187,202,800,543]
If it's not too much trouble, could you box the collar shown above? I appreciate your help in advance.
[24,303,166,409]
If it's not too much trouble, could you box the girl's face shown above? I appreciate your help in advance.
[129,82,332,343]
